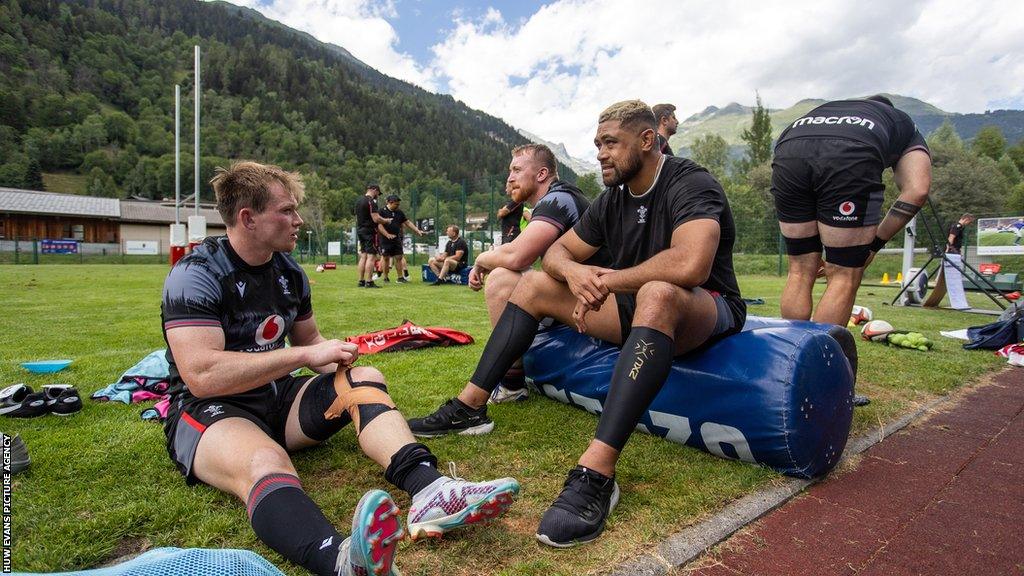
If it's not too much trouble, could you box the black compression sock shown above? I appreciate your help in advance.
[384,443,443,497]
[469,303,540,393]
[595,327,675,451]
[248,474,343,576]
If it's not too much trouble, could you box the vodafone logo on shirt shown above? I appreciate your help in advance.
[839,201,856,216]
[255,315,286,346]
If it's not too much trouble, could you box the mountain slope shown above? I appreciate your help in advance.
[517,129,597,175]
[0,0,576,206]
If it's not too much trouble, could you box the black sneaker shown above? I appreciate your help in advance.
[6,434,30,473]
[358,280,366,287]
[407,398,494,438]
[396,277,409,284]
[365,282,382,288]
[44,384,82,416]
[535,466,620,548]
[0,384,49,418]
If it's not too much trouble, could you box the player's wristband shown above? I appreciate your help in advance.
[869,236,887,253]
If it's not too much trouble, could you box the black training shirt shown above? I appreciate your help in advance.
[379,207,408,241]
[573,155,744,322]
[445,237,469,267]
[530,179,612,266]
[775,99,929,168]
[947,222,965,254]
[161,236,312,400]
[658,134,674,156]
[354,195,379,233]
[500,200,525,243]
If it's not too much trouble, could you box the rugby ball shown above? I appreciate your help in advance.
[860,319,894,342]
[849,305,873,325]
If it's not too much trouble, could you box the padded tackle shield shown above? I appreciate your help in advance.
[523,316,855,479]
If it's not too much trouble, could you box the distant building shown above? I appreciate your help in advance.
[0,187,226,255]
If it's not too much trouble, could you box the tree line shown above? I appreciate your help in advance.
[0,0,579,242]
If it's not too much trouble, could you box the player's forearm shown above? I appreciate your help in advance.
[875,194,926,244]
[876,154,931,245]
[476,244,532,271]
[185,346,312,398]
[603,249,709,293]
[541,243,579,282]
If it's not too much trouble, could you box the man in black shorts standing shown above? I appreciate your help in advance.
[355,184,390,288]
[162,162,519,576]
[496,186,525,245]
[410,101,745,547]
[652,103,677,156]
[427,225,468,285]
[772,95,932,325]
[377,194,423,283]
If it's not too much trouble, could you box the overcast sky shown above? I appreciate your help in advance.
[225,0,1024,159]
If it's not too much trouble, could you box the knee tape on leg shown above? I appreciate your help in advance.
[297,375,351,442]
[325,371,396,435]
[783,234,823,255]
[824,243,871,268]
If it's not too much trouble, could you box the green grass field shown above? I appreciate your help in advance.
[0,265,1007,575]
[978,229,1022,247]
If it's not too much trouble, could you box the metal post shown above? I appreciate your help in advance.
[901,217,916,292]
[411,186,417,266]
[461,180,468,260]
[175,84,181,225]
[489,177,495,250]
[194,45,200,216]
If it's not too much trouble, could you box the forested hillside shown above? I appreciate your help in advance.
[0,0,573,229]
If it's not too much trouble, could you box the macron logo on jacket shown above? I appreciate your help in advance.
[791,116,875,130]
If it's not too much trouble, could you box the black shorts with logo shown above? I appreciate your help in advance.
[380,241,403,257]
[771,138,885,228]
[613,291,743,350]
[358,230,379,255]
[164,373,332,485]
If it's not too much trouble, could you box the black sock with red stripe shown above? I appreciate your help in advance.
[248,473,343,576]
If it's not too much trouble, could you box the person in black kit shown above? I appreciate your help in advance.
[410,100,745,547]
[428,225,468,285]
[497,187,526,244]
[377,194,424,283]
[652,103,677,156]
[772,95,932,325]
[161,162,519,576]
[355,184,391,288]
[946,214,974,255]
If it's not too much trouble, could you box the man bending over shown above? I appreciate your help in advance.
[771,95,931,324]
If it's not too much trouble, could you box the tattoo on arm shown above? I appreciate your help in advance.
[890,200,921,218]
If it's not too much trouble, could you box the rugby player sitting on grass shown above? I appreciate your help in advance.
[161,161,519,576]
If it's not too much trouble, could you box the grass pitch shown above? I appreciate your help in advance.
[0,264,1006,575]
